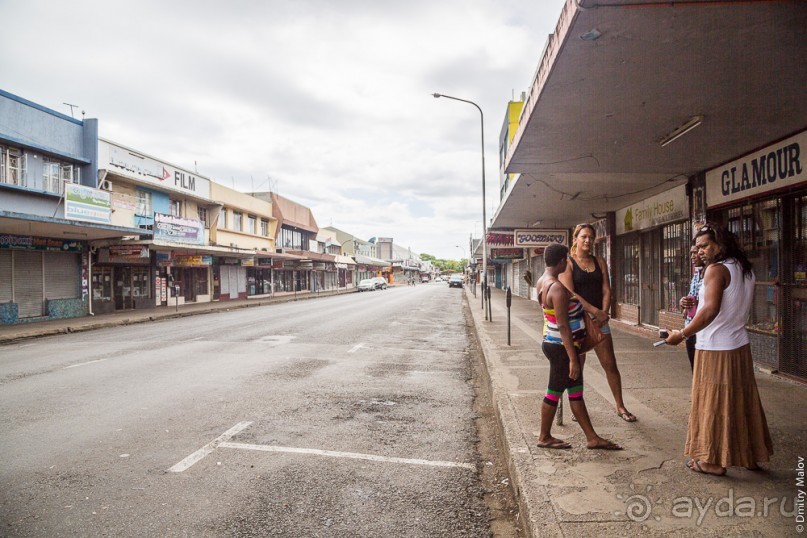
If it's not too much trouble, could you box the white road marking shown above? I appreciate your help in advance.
[348,343,365,353]
[64,359,107,369]
[167,421,253,473]
[219,441,476,471]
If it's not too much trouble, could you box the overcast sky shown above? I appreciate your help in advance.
[3,0,564,260]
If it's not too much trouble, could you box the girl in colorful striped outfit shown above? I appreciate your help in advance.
[535,243,623,450]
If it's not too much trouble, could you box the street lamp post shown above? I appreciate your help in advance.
[455,245,465,271]
[434,92,488,320]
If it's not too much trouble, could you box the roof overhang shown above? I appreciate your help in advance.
[496,0,807,229]
[0,211,150,242]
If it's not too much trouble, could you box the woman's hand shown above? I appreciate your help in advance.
[569,356,581,381]
[666,330,686,346]
[680,295,696,310]
[593,309,609,326]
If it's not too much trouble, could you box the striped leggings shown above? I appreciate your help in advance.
[541,342,584,406]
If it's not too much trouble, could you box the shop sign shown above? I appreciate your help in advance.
[490,248,524,260]
[514,229,567,247]
[111,193,137,211]
[173,255,212,267]
[109,245,149,259]
[64,183,112,224]
[487,231,514,247]
[0,233,83,252]
[616,184,688,235]
[220,257,242,265]
[154,213,205,245]
[591,218,607,240]
[156,252,172,266]
[241,258,255,267]
[100,140,211,199]
[706,130,806,208]
[313,262,327,270]
[256,257,274,267]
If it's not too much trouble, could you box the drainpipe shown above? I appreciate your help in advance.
[87,247,95,316]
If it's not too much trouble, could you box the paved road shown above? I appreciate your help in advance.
[0,284,489,537]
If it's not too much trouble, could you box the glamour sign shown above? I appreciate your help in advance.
[514,229,568,247]
[706,130,805,208]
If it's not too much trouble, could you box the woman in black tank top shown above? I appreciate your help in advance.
[560,223,637,422]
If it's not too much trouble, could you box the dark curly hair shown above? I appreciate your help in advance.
[694,223,753,278]
[544,243,569,267]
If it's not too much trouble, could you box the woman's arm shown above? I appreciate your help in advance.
[598,256,612,320]
[559,258,603,321]
[666,263,728,345]
[549,285,581,380]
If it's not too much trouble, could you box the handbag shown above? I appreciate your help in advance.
[580,314,605,353]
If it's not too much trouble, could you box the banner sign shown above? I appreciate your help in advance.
[100,140,211,199]
[172,255,212,267]
[64,183,112,224]
[514,229,568,247]
[108,245,149,259]
[487,231,514,247]
[490,248,524,260]
[616,184,687,235]
[257,257,274,267]
[706,130,806,208]
[156,252,172,267]
[0,234,82,252]
[154,213,205,245]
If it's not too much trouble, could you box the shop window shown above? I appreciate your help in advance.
[247,215,257,235]
[92,266,114,302]
[260,219,269,236]
[718,199,780,334]
[136,190,152,216]
[233,211,243,232]
[42,158,75,194]
[617,235,640,305]
[661,221,691,312]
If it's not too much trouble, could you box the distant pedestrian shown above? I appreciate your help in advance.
[535,243,623,451]
[666,223,772,476]
[560,223,636,422]
[679,242,706,371]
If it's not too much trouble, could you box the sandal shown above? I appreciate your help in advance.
[587,439,623,450]
[689,459,726,476]
[617,410,637,422]
[536,437,572,450]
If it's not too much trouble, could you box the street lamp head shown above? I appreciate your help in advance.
[432,93,442,98]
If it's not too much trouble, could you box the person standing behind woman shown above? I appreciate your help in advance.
[560,223,637,422]
[535,243,622,450]
[666,224,772,476]
[679,243,706,371]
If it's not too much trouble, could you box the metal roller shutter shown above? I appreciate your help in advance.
[14,250,44,318]
[518,260,529,298]
[0,250,11,302]
[44,252,80,299]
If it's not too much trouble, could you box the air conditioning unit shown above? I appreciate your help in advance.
[98,179,113,191]
[276,248,285,254]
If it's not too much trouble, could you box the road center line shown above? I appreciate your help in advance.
[64,359,107,369]
[167,421,253,473]
[218,441,476,471]
[348,343,365,353]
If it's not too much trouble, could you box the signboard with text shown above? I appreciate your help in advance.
[99,140,211,199]
[705,130,806,208]
[65,183,112,224]
[513,229,568,247]
[0,234,83,252]
[154,213,205,245]
[616,184,688,235]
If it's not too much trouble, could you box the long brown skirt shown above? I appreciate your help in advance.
[685,344,773,468]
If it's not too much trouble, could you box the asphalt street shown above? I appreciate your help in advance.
[0,284,490,537]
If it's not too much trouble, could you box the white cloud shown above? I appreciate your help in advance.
[2,0,564,259]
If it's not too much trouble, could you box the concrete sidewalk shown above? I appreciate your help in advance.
[468,286,805,537]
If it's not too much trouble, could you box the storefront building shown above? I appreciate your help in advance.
[1,90,145,324]
[612,184,691,329]
[703,130,806,381]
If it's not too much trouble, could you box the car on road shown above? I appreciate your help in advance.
[357,279,376,292]
[371,277,388,290]
[448,274,464,288]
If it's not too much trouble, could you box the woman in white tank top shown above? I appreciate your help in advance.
[665,224,772,476]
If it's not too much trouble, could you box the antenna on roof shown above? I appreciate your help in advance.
[63,102,79,118]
